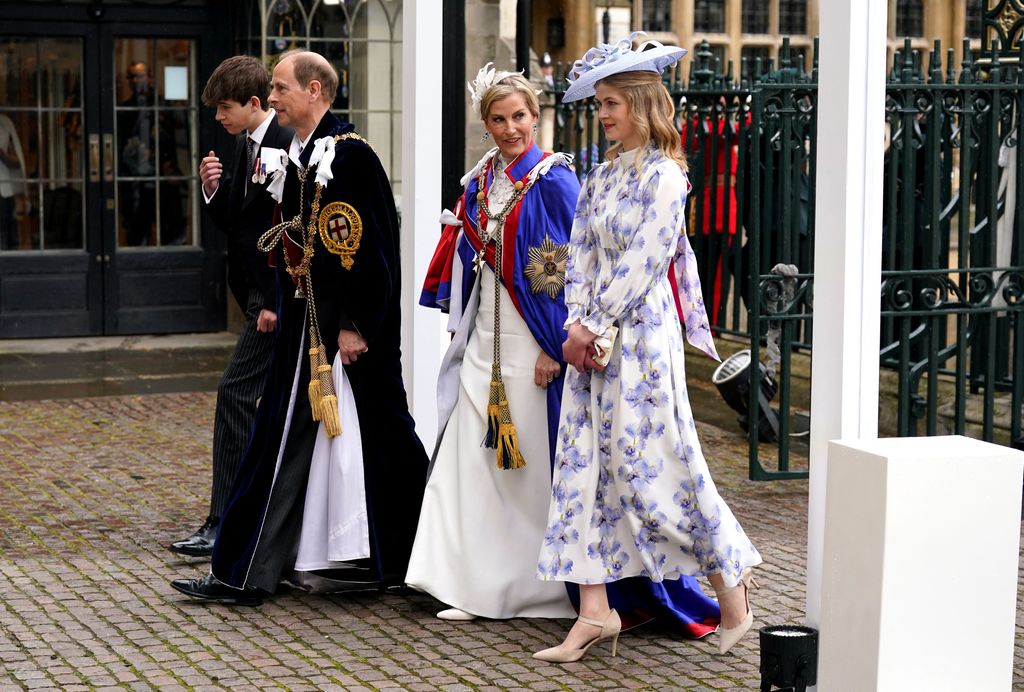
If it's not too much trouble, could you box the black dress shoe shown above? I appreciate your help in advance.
[168,516,219,557]
[170,573,263,606]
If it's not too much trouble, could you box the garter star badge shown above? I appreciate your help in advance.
[318,201,362,270]
[524,234,568,299]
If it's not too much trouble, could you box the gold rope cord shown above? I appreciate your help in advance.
[476,162,535,470]
[254,137,370,439]
[301,182,341,437]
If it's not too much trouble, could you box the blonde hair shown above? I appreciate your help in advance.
[479,72,540,121]
[597,71,687,171]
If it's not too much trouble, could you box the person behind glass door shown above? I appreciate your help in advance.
[533,33,763,663]
[0,113,27,250]
[119,61,156,246]
[117,59,187,246]
[167,55,292,560]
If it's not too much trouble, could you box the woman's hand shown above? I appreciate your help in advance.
[562,321,602,374]
[534,351,562,388]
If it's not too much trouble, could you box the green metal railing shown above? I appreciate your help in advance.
[544,36,1024,481]
[881,39,1023,445]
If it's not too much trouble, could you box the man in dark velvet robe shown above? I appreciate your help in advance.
[171,50,428,605]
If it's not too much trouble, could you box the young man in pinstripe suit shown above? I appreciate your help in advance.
[168,56,294,558]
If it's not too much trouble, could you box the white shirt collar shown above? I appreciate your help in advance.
[288,129,316,167]
[247,108,276,146]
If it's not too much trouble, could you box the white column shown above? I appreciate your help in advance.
[806,0,887,625]
[819,437,1023,690]
[400,0,443,446]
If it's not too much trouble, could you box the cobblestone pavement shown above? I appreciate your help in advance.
[0,392,1021,690]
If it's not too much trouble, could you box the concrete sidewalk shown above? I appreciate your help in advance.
[0,341,1021,689]
[0,333,237,402]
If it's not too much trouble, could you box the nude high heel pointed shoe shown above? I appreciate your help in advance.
[532,609,622,663]
[716,570,759,655]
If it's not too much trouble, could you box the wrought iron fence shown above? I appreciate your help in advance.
[881,39,1023,446]
[543,37,1024,480]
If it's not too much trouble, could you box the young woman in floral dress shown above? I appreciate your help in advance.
[534,34,763,663]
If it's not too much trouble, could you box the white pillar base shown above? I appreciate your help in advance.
[819,436,1023,691]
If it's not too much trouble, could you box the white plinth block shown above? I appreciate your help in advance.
[818,436,1023,691]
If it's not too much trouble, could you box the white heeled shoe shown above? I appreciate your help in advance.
[532,609,621,663]
[716,570,759,654]
[436,607,477,621]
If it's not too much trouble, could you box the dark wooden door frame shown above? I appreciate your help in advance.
[441,0,465,210]
[0,2,232,337]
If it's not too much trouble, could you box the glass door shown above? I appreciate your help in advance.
[113,37,197,249]
[101,26,216,335]
[0,12,223,338]
[0,38,85,253]
[0,27,99,337]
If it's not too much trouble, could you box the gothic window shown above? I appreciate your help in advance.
[695,0,726,34]
[741,45,771,75]
[896,0,924,38]
[779,0,807,36]
[966,0,983,40]
[742,0,770,35]
[255,0,403,190]
[642,0,672,33]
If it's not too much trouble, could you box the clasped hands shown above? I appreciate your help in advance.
[562,321,604,374]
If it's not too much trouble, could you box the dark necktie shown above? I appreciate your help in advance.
[245,137,256,194]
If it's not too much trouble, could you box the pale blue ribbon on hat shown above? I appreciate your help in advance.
[567,31,665,89]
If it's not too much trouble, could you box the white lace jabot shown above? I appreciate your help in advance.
[482,154,515,242]
[488,155,515,207]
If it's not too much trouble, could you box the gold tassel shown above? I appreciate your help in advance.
[481,366,525,470]
[496,418,526,470]
[307,346,323,421]
[319,393,341,438]
[482,366,503,449]
[315,359,341,438]
[308,379,323,421]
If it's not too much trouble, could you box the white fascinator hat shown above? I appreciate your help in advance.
[467,63,542,119]
[563,31,687,103]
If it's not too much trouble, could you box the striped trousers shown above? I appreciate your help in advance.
[209,287,277,520]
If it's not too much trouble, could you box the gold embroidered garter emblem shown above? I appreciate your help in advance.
[318,201,362,270]
[523,234,568,299]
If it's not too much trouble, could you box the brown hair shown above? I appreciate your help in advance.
[479,72,540,120]
[201,56,271,109]
[277,50,339,104]
[597,71,687,170]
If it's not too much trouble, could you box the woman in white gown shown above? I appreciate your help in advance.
[534,35,762,662]
[408,68,579,620]
[410,67,723,634]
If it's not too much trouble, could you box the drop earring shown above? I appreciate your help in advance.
[481,131,490,142]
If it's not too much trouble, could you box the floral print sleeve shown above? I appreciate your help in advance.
[564,174,598,327]
[578,162,687,337]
